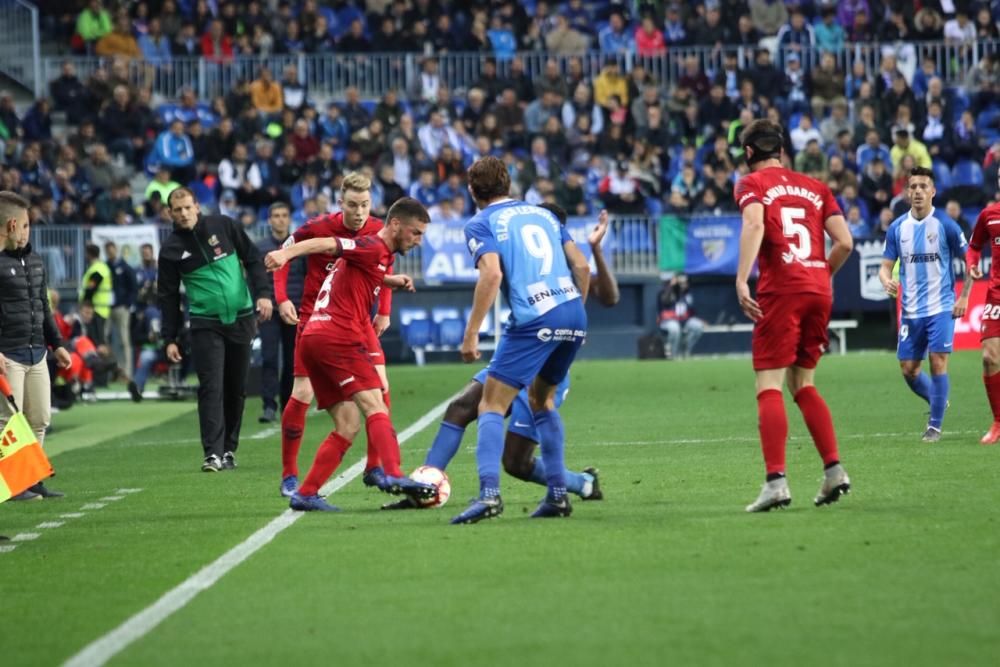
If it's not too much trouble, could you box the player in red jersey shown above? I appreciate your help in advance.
[264,197,436,511]
[964,171,1000,444]
[733,119,855,513]
[272,173,394,498]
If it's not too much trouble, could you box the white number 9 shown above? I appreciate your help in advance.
[521,224,554,275]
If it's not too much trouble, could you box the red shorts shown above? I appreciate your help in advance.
[752,292,831,371]
[298,336,384,409]
[293,319,385,376]
[981,301,1000,341]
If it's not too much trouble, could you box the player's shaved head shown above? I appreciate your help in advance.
[468,156,511,206]
[741,119,784,165]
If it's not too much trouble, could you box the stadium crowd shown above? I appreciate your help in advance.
[0,0,999,393]
[1,1,997,235]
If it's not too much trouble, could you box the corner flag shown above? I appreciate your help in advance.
[0,375,54,503]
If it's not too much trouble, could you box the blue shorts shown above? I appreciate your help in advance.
[898,312,955,360]
[488,300,587,391]
[471,369,570,443]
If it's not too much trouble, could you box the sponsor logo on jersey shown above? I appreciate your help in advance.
[537,328,553,342]
[339,238,356,251]
[907,252,941,264]
[208,234,219,247]
[527,284,579,307]
[737,192,756,207]
[181,251,192,260]
[338,376,355,387]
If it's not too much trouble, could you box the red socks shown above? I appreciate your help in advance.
[298,432,353,496]
[757,389,788,475]
[366,411,403,477]
[281,397,310,478]
[794,386,840,466]
[984,373,1000,421]
[363,390,392,472]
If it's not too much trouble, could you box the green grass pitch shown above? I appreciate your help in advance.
[2,353,999,666]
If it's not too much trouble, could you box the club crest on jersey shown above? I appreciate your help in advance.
[468,238,484,255]
[208,234,219,246]
[702,239,725,262]
[926,232,938,244]
[339,238,356,251]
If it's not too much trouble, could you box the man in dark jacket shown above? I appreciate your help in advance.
[255,203,301,423]
[158,187,273,472]
[104,241,137,381]
[0,191,72,500]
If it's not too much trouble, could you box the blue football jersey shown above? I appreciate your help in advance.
[464,200,579,328]
[883,207,967,318]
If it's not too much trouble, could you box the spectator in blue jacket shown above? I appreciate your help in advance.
[775,8,815,70]
[138,18,172,66]
[599,10,634,55]
[814,7,845,52]
[151,120,195,184]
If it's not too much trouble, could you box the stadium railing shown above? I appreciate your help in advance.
[32,216,664,290]
[1,0,42,97]
[41,39,999,103]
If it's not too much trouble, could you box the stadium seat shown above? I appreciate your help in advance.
[464,306,494,338]
[932,161,952,191]
[952,160,984,188]
[403,318,432,348]
[436,318,465,347]
[430,306,463,345]
[399,307,430,333]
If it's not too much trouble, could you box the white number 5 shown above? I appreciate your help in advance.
[781,207,811,260]
[521,224,554,275]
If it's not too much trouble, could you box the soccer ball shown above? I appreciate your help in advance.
[410,465,451,508]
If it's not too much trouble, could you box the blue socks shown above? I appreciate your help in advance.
[929,373,949,429]
[528,458,589,496]
[533,409,567,499]
[476,411,504,497]
[905,372,932,404]
[423,421,466,471]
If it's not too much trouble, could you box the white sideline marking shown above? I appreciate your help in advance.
[560,429,989,448]
[80,503,106,510]
[117,489,143,494]
[61,513,86,519]
[0,545,16,554]
[99,496,125,502]
[12,533,40,541]
[63,394,458,667]
[37,522,65,529]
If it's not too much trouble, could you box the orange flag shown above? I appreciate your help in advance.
[0,375,54,502]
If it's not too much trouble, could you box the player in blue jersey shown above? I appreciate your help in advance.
[879,166,971,442]
[383,205,619,510]
[451,157,592,524]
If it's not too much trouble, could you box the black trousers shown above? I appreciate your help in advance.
[190,318,254,458]
[258,317,296,412]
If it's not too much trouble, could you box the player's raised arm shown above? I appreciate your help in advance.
[823,213,853,276]
[265,237,341,271]
[563,240,591,303]
[735,201,764,321]
[589,210,620,307]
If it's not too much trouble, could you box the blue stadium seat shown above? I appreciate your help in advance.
[464,306,494,337]
[403,318,432,349]
[436,318,465,347]
[952,160,984,188]
[399,307,430,334]
[932,161,952,191]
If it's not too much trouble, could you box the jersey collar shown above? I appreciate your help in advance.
[908,206,936,224]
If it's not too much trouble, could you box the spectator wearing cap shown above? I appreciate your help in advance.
[663,4,687,46]
[749,0,788,36]
[890,128,932,173]
[598,10,634,55]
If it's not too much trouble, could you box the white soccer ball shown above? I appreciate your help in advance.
[410,465,451,508]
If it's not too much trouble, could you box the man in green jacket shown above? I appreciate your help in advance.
[158,188,273,472]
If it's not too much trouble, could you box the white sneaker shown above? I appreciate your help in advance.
[745,478,791,513]
[814,464,851,506]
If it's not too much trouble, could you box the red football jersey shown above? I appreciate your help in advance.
[734,166,842,297]
[969,202,1000,301]
[273,212,391,322]
[301,235,395,345]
